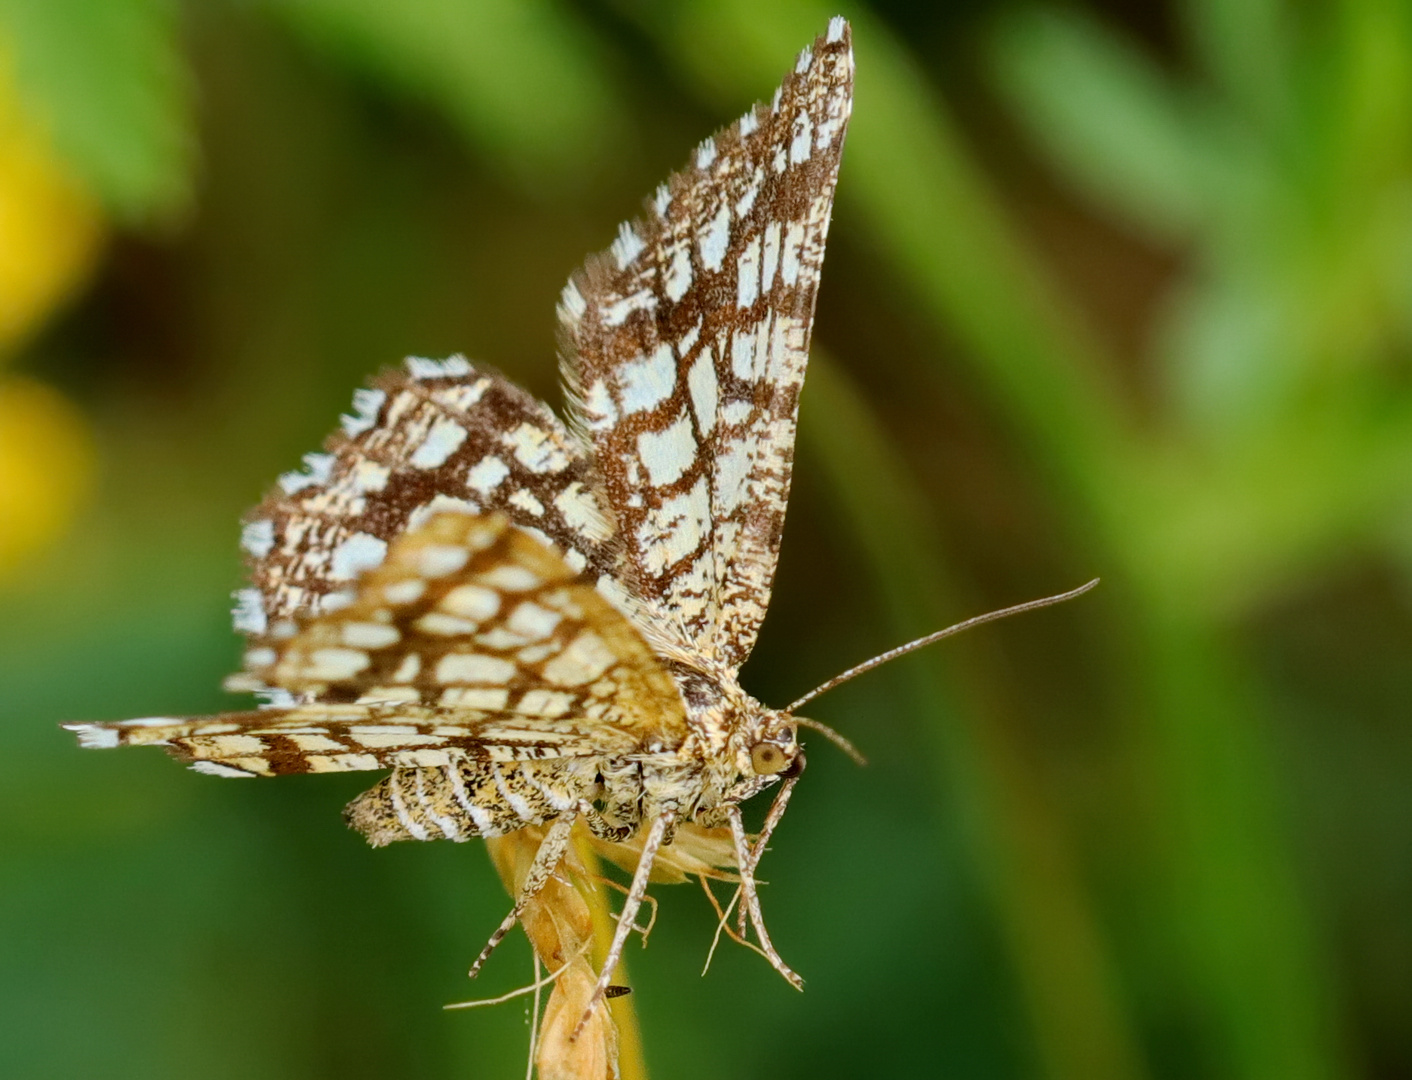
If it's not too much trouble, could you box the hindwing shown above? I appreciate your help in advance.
[69,511,687,777]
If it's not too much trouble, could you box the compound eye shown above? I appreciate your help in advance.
[750,742,789,775]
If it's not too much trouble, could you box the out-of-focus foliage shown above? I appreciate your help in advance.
[0,46,102,345]
[260,0,632,195]
[2,2,1409,1079]
[0,0,193,221]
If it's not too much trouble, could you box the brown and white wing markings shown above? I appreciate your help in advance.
[239,358,617,633]
[70,511,687,777]
[558,22,853,671]
[65,705,635,777]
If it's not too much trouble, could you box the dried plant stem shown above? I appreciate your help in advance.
[574,833,648,1080]
[484,824,649,1080]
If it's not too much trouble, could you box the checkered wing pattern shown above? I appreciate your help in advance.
[236,358,617,636]
[67,512,686,777]
[558,22,852,671]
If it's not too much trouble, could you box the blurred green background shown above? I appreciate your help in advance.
[2,1,1410,1077]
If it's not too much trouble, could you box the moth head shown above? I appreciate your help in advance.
[748,731,799,777]
[737,711,801,780]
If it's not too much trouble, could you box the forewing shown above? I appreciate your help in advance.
[558,21,853,671]
[70,511,687,776]
[237,358,617,635]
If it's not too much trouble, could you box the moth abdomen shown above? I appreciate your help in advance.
[345,759,593,847]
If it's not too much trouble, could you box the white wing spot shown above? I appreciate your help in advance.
[191,761,256,778]
[677,318,702,357]
[664,242,693,302]
[406,355,472,379]
[699,202,730,272]
[341,387,386,437]
[406,495,479,533]
[331,533,389,581]
[305,647,371,680]
[279,452,334,494]
[781,220,805,285]
[617,344,677,415]
[475,564,541,592]
[383,578,426,605]
[518,641,559,664]
[351,459,390,493]
[715,436,754,513]
[721,400,753,427]
[541,632,616,687]
[477,627,530,650]
[559,279,587,323]
[288,733,346,751]
[553,482,612,542]
[506,601,561,640]
[687,349,718,437]
[341,622,401,649]
[735,173,761,218]
[637,410,697,486]
[320,589,355,613]
[611,222,645,269]
[602,288,657,327]
[696,138,717,169]
[410,419,468,469]
[431,379,489,413]
[761,221,782,290]
[516,689,575,718]
[581,379,617,431]
[358,686,420,705]
[652,183,672,217]
[418,544,470,578]
[505,423,569,474]
[790,111,813,165]
[416,612,479,636]
[636,475,710,573]
[731,326,758,381]
[737,234,762,307]
[436,653,517,684]
[440,584,500,620]
[440,686,510,709]
[465,456,510,494]
[509,489,545,516]
[232,588,267,634]
[241,520,275,558]
[68,724,120,749]
[244,647,276,668]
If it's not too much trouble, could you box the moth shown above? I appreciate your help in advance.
[65,17,1089,1025]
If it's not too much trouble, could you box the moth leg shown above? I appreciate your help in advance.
[469,814,577,979]
[728,804,803,990]
[736,771,802,938]
[580,807,634,843]
[571,809,675,1041]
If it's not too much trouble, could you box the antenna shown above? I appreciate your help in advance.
[785,579,1100,715]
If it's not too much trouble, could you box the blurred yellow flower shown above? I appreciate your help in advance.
[0,40,102,575]
[0,375,93,574]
